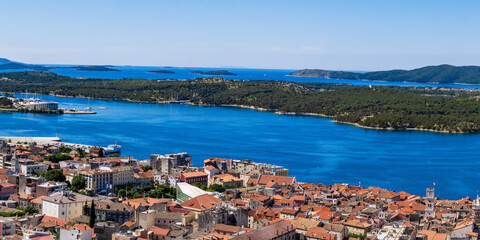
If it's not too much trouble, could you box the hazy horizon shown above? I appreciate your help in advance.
[1,0,480,71]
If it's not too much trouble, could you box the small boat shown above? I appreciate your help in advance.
[104,143,121,154]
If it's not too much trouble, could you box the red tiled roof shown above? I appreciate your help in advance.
[180,194,223,211]
[150,226,169,236]
[258,175,296,186]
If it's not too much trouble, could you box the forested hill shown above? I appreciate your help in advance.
[2,71,480,133]
[288,65,480,84]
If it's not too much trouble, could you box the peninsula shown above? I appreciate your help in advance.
[74,65,120,72]
[288,64,480,84]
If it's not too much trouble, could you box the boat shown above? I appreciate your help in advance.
[104,143,121,154]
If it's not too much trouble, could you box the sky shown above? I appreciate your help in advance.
[1,0,480,70]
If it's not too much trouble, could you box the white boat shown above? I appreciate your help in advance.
[104,143,121,154]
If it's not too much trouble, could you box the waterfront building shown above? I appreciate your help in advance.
[20,99,59,111]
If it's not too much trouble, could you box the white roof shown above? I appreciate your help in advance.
[177,182,208,198]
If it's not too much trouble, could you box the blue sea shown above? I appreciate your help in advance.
[2,65,480,89]
[1,66,479,200]
[1,93,479,200]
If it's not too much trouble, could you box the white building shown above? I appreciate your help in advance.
[111,166,134,187]
[60,226,93,240]
[20,98,58,111]
[78,169,113,192]
[0,218,15,237]
[42,191,94,219]
[20,164,48,175]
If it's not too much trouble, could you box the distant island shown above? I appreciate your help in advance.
[75,66,120,72]
[148,70,175,74]
[190,70,237,76]
[0,58,52,71]
[287,65,480,84]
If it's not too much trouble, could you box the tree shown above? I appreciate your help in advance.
[143,165,153,172]
[208,184,226,193]
[109,153,120,157]
[83,201,89,215]
[76,148,87,158]
[71,176,87,192]
[192,182,207,190]
[44,169,66,182]
[59,145,71,154]
[24,206,38,215]
[118,189,126,198]
[88,200,96,228]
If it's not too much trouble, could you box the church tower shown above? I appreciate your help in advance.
[472,194,480,223]
[12,153,19,174]
[425,188,435,219]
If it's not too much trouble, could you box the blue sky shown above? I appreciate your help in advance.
[1,0,479,70]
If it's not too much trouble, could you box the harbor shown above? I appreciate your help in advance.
[0,136,121,154]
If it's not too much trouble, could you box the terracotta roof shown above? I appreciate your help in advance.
[258,175,296,186]
[280,208,298,215]
[31,196,48,205]
[41,216,70,227]
[214,224,241,233]
[230,220,294,240]
[305,227,336,240]
[122,197,167,209]
[194,232,230,240]
[182,171,208,178]
[204,165,216,171]
[180,194,223,211]
[420,230,447,240]
[150,226,169,236]
[65,224,91,231]
[344,220,371,229]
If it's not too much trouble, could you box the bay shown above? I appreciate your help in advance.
[1,94,479,200]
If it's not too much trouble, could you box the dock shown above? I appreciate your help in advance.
[0,136,61,144]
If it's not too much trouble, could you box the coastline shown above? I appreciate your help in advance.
[7,92,467,134]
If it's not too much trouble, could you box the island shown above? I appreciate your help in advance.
[74,65,120,72]
[147,70,175,74]
[0,58,52,71]
[288,64,480,84]
[3,71,480,133]
[190,70,237,76]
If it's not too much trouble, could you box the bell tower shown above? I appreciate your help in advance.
[472,194,480,223]
[425,188,435,219]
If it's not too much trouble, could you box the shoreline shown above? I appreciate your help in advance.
[7,92,468,134]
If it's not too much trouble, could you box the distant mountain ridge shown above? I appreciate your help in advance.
[288,65,480,84]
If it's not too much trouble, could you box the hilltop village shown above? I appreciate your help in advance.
[0,139,478,240]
